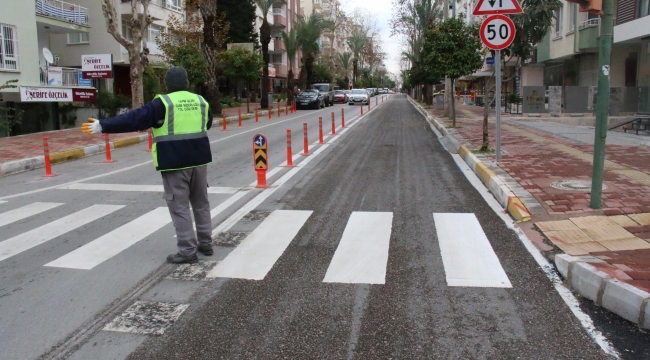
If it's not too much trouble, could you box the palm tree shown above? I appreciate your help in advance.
[346,34,366,88]
[255,0,285,109]
[281,28,298,103]
[338,51,351,89]
[295,13,333,88]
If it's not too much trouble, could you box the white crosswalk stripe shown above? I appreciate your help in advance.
[45,207,171,270]
[0,202,63,228]
[0,205,124,263]
[60,183,242,194]
[206,210,313,280]
[323,212,393,284]
[434,213,512,288]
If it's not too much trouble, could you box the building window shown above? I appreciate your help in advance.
[568,3,576,32]
[166,0,182,12]
[271,54,283,64]
[0,23,19,70]
[67,32,89,44]
[148,24,165,42]
[121,22,133,41]
[640,0,650,17]
[555,6,563,37]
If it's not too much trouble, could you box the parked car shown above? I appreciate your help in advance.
[296,90,325,109]
[311,83,334,106]
[348,89,369,105]
[366,88,376,97]
[333,90,348,103]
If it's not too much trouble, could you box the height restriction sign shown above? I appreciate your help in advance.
[480,15,516,50]
[473,0,522,15]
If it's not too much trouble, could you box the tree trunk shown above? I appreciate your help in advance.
[480,77,491,152]
[286,69,294,104]
[344,75,349,89]
[260,19,271,109]
[450,78,456,127]
[352,60,358,88]
[305,54,315,88]
[199,0,222,114]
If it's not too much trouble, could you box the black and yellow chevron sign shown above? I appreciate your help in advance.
[255,149,267,169]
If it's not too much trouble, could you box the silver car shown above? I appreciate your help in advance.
[348,89,369,105]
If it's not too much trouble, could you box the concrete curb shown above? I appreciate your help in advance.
[408,97,533,222]
[0,134,148,178]
[556,254,650,329]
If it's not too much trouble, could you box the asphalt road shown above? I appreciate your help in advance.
[124,96,607,359]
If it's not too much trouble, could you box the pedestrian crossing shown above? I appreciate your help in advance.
[0,201,512,288]
[60,183,241,194]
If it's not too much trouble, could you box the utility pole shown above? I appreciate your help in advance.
[443,0,451,117]
[590,0,614,209]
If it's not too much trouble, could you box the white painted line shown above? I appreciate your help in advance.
[0,202,63,228]
[207,210,313,280]
[60,183,241,194]
[0,205,124,263]
[0,201,7,204]
[450,154,619,357]
[323,212,393,284]
[434,213,512,288]
[45,207,171,270]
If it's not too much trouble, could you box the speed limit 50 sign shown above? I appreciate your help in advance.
[480,15,516,50]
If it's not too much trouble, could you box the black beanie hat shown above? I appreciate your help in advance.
[165,66,189,92]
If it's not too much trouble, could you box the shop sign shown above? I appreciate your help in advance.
[81,54,113,79]
[47,67,63,86]
[20,86,97,102]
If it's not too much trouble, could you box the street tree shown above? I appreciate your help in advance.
[478,0,562,151]
[215,47,263,113]
[338,52,352,88]
[296,13,334,88]
[281,28,298,103]
[101,0,153,108]
[346,34,366,88]
[256,0,286,109]
[198,0,227,114]
[217,0,258,45]
[422,17,483,126]
[0,80,22,134]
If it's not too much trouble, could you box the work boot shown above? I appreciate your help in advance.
[166,252,198,264]
[197,244,214,256]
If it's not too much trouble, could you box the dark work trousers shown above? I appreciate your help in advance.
[161,166,212,257]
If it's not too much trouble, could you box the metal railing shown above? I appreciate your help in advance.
[35,0,88,26]
[272,7,283,15]
[39,67,84,86]
[579,18,600,29]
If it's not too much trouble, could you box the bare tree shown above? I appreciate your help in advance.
[198,0,223,114]
[101,0,153,108]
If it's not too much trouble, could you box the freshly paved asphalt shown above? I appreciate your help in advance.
[126,96,609,359]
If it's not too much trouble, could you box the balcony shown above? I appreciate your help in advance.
[274,38,285,51]
[35,0,88,26]
[273,63,288,78]
[313,0,322,9]
[39,67,87,87]
[273,14,287,28]
[578,19,600,51]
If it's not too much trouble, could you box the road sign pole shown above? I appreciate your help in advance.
[495,49,501,163]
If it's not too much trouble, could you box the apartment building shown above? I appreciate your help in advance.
[0,0,94,136]
[530,0,649,114]
[257,0,304,93]
[49,0,183,98]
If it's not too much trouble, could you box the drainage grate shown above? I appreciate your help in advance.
[549,180,607,192]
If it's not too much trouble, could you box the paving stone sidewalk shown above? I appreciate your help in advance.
[422,100,650,324]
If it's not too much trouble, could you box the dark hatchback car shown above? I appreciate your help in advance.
[296,90,325,109]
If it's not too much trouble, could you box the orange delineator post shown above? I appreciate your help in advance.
[43,137,53,177]
[303,122,310,156]
[255,169,268,188]
[222,111,227,131]
[255,106,259,123]
[286,104,289,116]
[341,108,345,128]
[268,107,272,120]
[360,104,364,115]
[238,108,242,127]
[368,101,371,112]
[147,129,152,152]
[278,105,281,118]
[286,129,293,167]
[331,112,336,136]
[104,133,113,163]
[376,97,378,106]
[318,116,324,144]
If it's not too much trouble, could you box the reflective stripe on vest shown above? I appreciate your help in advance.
[152,91,210,171]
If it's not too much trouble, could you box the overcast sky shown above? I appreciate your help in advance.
[341,0,403,77]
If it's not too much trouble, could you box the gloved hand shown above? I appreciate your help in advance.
[81,118,102,135]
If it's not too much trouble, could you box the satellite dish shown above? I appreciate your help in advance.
[42,48,54,64]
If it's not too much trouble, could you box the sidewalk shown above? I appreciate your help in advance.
[0,107,276,177]
[415,99,650,329]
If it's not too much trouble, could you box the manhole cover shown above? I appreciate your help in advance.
[549,180,607,192]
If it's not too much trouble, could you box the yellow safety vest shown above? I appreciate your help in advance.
[153,91,211,171]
